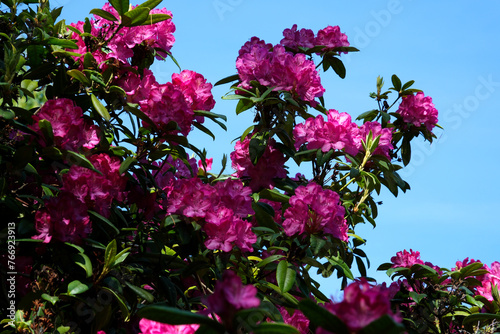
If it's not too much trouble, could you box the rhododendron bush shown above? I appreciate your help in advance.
[1,0,499,333]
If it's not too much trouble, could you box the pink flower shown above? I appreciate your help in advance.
[204,208,256,252]
[236,42,324,104]
[476,262,500,301]
[358,121,394,159]
[390,249,424,268]
[118,68,159,105]
[166,177,215,219]
[205,270,260,322]
[238,37,273,57]
[317,279,401,333]
[396,92,438,131]
[213,179,253,218]
[62,153,127,217]
[280,24,316,50]
[139,318,199,334]
[172,70,216,114]
[33,192,92,244]
[278,307,310,334]
[315,25,350,53]
[140,82,194,136]
[294,109,361,155]
[31,98,100,151]
[198,157,213,172]
[282,183,347,241]
[230,137,287,191]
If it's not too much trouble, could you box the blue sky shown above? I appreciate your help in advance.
[57,0,500,293]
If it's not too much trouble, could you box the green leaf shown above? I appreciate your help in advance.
[142,13,171,25]
[88,210,120,235]
[108,0,129,15]
[72,253,93,278]
[135,0,163,10]
[462,313,500,326]
[329,57,346,79]
[391,74,402,92]
[299,299,349,334]
[46,37,78,49]
[125,104,157,129]
[122,7,150,26]
[327,256,354,280]
[255,254,285,268]
[38,119,54,146]
[102,287,131,320]
[124,282,155,303]
[67,280,90,295]
[67,69,91,86]
[252,202,279,232]
[90,8,118,21]
[137,305,225,331]
[0,108,15,120]
[91,94,111,121]
[236,98,254,115]
[259,189,290,203]
[253,323,300,334]
[65,151,97,171]
[409,291,427,304]
[358,315,405,334]
[276,260,296,294]
[41,293,59,305]
[119,156,136,175]
[193,122,215,140]
[214,74,240,86]
[104,239,117,269]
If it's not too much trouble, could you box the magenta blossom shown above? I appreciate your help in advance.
[172,70,216,115]
[31,98,100,152]
[396,92,438,131]
[230,137,287,191]
[33,192,92,244]
[317,279,401,333]
[62,153,127,218]
[359,121,394,159]
[203,207,256,252]
[278,306,310,334]
[294,109,361,155]
[390,249,425,268]
[315,25,350,53]
[139,318,199,334]
[476,262,500,301]
[205,270,260,323]
[280,24,316,50]
[282,183,347,241]
[236,41,324,104]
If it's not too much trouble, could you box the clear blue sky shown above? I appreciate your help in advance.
[57,0,500,293]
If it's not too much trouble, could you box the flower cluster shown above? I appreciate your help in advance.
[282,182,347,241]
[236,41,324,104]
[280,24,349,53]
[294,109,361,155]
[359,121,394,159]
[30,98,100,152]
[165,177,256,252]
[230,137,288,191]
[139,319,199,334]
[70,3,175,66]
[475,261,500,301]
[120,68,215,136]
[390,249,425,268]
[396,92,439,131]
[318,279,401,333]
[205,270,260,323]
[33,153,126,244]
